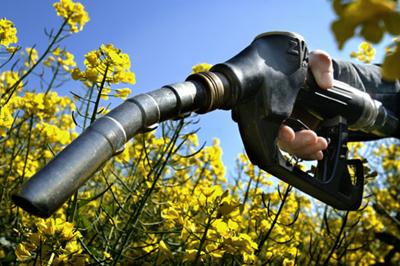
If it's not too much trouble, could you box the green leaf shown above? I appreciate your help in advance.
[383,12,400,35]
[331,19,356,49]
[382,48,400,81]
[332,0,345,16]
[361,19,384,43]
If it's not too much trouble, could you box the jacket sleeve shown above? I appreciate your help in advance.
[332,60,400,140]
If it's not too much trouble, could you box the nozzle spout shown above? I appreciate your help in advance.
[13,78,227,217]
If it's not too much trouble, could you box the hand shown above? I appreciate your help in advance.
[277,50,333,160]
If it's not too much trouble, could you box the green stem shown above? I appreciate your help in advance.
[2,19,69,105]
[19,116,34,183]
[90,64,109,124]
[0,114,22,201]
[241,174,253,214]
[112,120,184,264]
[193,215,214,265]
[0,46,19,69]
[82,84,95,129]
[257,185,292,254]
[44,62,60,95]
[323,211,349,265]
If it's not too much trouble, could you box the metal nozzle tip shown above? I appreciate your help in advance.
[12,194,52,218]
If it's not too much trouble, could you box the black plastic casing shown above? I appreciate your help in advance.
[212,32,364,210]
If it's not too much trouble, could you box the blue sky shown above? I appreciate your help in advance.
[2,0,389,173]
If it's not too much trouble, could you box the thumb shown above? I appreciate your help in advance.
[309,50,333,89]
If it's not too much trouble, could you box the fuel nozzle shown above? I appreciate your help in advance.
[297,79,399,140]
[13,31,397,217]
[12,31,313,217]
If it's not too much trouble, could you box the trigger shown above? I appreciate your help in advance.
[284,118,310,132]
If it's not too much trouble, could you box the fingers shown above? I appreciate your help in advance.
[277,50,333,160]
[278,124,295,143]
[278,125,328,161]
[309,50,334,89]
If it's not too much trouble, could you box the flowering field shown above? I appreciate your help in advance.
[1,0,400,265]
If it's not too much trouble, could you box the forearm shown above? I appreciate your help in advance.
[332,60,400,140]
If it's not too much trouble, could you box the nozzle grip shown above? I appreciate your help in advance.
[297,77,399,139]
[234,97,364,210]
[229,31,364,210]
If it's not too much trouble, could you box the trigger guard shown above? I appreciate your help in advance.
[236,107,364,209]
[283,118,310,132]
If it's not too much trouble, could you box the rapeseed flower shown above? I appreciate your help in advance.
[72,44,135,86]
[0,18,18,47]
[192,62,212,73]
[350,41,376,63]
[53,0,89,33]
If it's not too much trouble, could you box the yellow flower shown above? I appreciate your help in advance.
[161,207,180,220]
[6,46,19,53]
[350,41,376,63]
[200,186,223,198]
[53,0,90,33]
[85,68,99,82]
[65,240,81,254]
[36,219,49,234]
[84,50,99,67]
[192,63,213,73]
[0,104,14,137]
[15,243,31,261]
[227,219,239,231]
[243,252,256,264]
[183,249,204,263]
[159,240,173,258]
[117,71,136,84]
[0,18,18,47]
[218,195,239,216]
[25,47,39,67]
[228,233,258,254]
[103,251,112,260]
[79,44,136,86]
[181,218,196,240]
[206,243,224,259]
[283,258,295,266]
[71,67,82,80]
[44,48,77,71]
[46,218,56,235]
[35,122,72,145]
[36,218,56,235]
[0,71,22,95]
[101,87,111,100]
[187,133,199,147]
[212,219,230,237]
[60,220,78,239]
[115,88,131,99]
